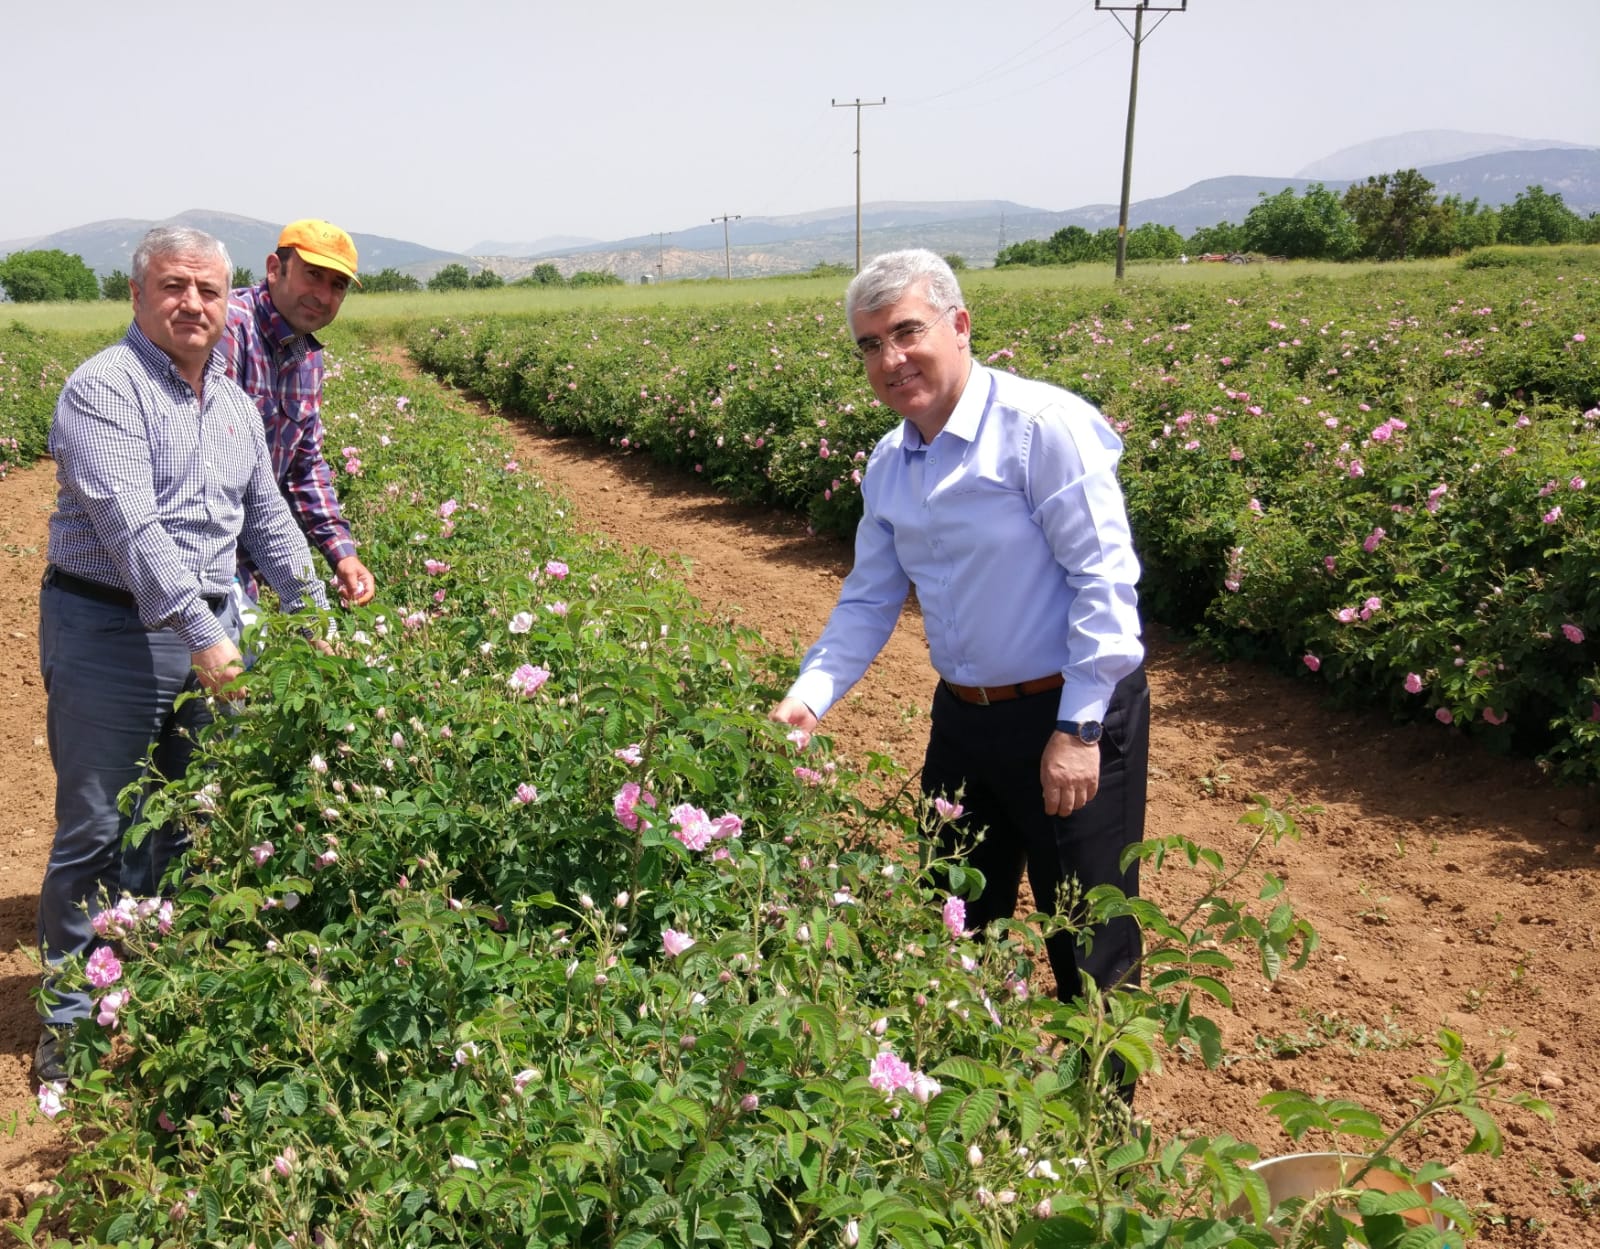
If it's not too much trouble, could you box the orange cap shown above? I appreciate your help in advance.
[278,218,361,285]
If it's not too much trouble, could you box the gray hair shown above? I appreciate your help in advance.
[845,249,965,331]
[131,226,232,286]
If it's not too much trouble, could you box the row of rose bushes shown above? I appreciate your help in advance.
[0,323,110,479]
[405,249,1600,782]
[31,351,1511,1248]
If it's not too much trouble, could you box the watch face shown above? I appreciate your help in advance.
[1080,721,1104,745]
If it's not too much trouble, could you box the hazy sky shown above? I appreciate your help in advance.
[5,0,1596,252]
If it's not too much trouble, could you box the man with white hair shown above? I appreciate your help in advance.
[34,225,329,1084]
[770,250,1149,1093]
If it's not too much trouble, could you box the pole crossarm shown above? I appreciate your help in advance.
[832,96,887,273]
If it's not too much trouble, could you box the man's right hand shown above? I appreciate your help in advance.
[191,638,246,699]
[768,697,819,734]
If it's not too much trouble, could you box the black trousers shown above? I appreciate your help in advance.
[922,665,1150,1003]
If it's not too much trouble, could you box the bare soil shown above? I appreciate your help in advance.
[2,380,1597,1242]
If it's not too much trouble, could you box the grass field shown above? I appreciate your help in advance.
[2,255,1463,335]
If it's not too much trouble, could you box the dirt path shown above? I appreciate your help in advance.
[2,382,1596,1241]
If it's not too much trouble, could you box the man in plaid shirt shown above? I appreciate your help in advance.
[223,218,376,608]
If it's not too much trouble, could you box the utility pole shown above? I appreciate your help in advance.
[831,97,887,272]
[653,231,670,280]
[1096,1,1187,280]
[711,214,742,280]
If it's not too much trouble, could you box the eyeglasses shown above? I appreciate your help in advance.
[854,305,958,360]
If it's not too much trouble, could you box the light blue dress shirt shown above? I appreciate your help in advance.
[789,363,1143,725]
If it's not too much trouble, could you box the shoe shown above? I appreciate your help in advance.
[33,1027,68,1084]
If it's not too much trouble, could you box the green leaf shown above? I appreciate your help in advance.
[958,1088,1000,1140]
[929,1055,987,1088]
[280,1080,309,1116]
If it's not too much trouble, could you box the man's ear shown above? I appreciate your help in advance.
[265,252,284,283]
[953,306,972,346]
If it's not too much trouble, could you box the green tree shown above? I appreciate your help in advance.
[100,268,131,300]
[568,270,622,287]
[357,267,422,293]
[994,239,1046,267]
[1241,184,1358,260]
[0,249,100,302]
[1185,221,1246,255]
[470,267,504,289]
[1437,195,1499,252]
[428,263,472,292]
[231,265,255,289]
[1342,169,1444,260]
[1498,185,1582,245]
[942,253,967,271]
[1124,222,1185,261]
[1050,225,1101,263]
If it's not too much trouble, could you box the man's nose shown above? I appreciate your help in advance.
[177,283,204,311]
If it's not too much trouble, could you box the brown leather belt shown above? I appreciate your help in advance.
[942,673,1064,706]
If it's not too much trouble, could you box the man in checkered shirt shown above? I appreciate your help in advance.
[223,218,377,610]
[34,226,329,1086]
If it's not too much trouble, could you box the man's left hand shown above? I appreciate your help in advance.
[334,555,376,606]
[1041,731,1099,817]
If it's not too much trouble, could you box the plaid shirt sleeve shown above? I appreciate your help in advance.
[281,377,359,566]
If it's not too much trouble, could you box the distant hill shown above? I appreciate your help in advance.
[0,209,465,279]
[466,234,600,257]
[7,136,1596,290]
[1298,129,1592,180]
[575,201,1044,258]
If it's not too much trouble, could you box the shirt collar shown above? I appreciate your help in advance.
[900,361,989,454]
[124,320,229,384]
[253,282,323,354]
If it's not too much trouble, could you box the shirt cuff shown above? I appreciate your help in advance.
[1056,687,1112,724]
[321,532,358,565]
[175,605,228,653]
[787,670,839,721]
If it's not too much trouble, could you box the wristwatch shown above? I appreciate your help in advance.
[1055,719,1103,745]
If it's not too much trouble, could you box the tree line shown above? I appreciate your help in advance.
[0,254,623,303]
[996,174,1599,267]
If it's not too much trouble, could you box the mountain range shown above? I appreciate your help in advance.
[3,131,1596,288]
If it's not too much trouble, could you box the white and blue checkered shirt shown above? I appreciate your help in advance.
[47,322,329,652]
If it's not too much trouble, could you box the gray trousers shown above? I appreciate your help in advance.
[36,579,238,1027]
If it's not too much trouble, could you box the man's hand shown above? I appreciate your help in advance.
[334,555,376,606]
[769,697,820,735]
[191,637,246,699]
[1041,731,1099,817]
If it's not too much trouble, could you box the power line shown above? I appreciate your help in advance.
[900,8,1096,108]
[653,231,670,280]
[831,97,887,272]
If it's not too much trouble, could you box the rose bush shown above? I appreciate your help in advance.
[24,353,1544,1249]
[406,252,1600,780]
